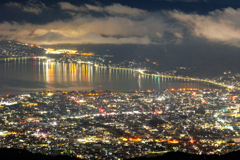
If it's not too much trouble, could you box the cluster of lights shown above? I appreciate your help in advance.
[77,99,86,103]
[99,108,104,113]
[45,48,94,55]
[189,140,195,144]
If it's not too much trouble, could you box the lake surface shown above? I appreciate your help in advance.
[0,59,221,95]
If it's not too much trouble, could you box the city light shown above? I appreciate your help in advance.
[45,48,94,55]
[99,108,104,113]
[189,140,195,144]
[1,40,240,159]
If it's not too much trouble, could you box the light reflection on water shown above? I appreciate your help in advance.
[0,59,221,95]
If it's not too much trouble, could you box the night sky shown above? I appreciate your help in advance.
[1,0,240,76]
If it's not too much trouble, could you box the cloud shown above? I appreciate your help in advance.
[59,2,146,16]
[3,2,240,47]
[5,1,47,15]
[22,7,43,15]
[58,2,86,12]
[5,2,22,8]
[174,33,183,38]
[170,8,240,47]
[0,7,172,45]
[21,32,152,45]
[1,2,173,45]
[84,4,103,12]
[89,3,146,16]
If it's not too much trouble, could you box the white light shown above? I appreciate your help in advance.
[78,99,85,103]
[0,131,8,136]
[228,85,234,89]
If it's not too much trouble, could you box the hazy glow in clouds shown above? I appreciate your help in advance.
[0,2,169,45]
[170,8,240,44]
[1,2,240,46]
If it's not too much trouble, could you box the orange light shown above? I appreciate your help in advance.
[169,139,179,144]
[47,48,55,51]
[99,108,104,113]
[189,140,195,144]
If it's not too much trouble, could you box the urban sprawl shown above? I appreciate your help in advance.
[1,40,240,159]
[1,88,240,159]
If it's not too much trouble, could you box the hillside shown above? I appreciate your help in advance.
[1,148,240,160]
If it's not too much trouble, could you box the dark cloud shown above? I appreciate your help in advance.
[5,1,48,14]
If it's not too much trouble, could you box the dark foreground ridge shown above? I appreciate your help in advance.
[0,148,78,160]
[1,148,240,160]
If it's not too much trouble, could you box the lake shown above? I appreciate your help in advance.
[0,59,221,95]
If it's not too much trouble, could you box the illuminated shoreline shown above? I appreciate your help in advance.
[0,57,234,89]
[94,64,233,89]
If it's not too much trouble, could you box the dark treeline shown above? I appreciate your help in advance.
[1,148,240,160]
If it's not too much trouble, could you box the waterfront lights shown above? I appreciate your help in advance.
[138,69,144,74]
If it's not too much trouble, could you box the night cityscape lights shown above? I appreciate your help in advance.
[1,88,240,159]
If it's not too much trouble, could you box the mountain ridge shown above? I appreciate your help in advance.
[0,148,240,160]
